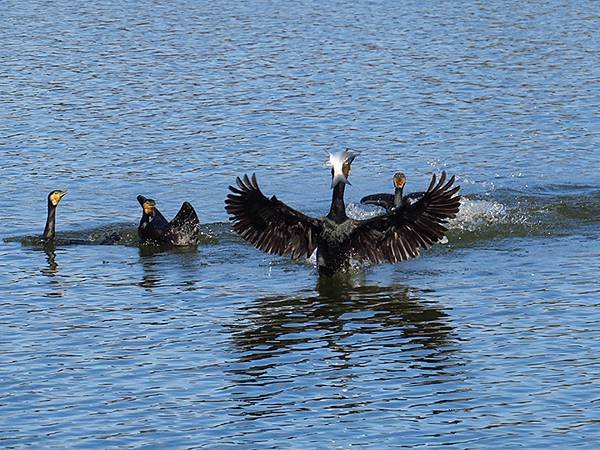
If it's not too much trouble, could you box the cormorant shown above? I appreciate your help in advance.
[225,151,461,276]
[43,190,67,242]
[13,189,120,247]
[361,172,425,212]
[137,195,200,245]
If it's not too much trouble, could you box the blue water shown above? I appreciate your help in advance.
[1,0,599,448]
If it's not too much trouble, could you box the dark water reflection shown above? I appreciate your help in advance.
[39,246,68,299]
[138,244,202,291]
[226,279,464,431]
[232,280,454,360]
[41,245,59,276]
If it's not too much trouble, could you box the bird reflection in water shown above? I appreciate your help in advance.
[41,244,59,276]
[225,276,464,422]
[138,244,201,291]
[37,244,66,298]
[228,275,458,377]
[139,257,160,291]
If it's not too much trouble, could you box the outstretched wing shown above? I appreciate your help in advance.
[168,202,200,242]
[170,202,200,229]
[350,172,460,263]
[225,174,321,259]
[404,191,426,205]
[360,193,394,210]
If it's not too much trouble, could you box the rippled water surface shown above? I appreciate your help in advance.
[1,0,599,448]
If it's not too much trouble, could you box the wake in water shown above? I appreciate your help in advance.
[348,189,599,247]
[347,196,516,239]
[5,190,598,256]
[4,223,218,248]
[3,223,136,248]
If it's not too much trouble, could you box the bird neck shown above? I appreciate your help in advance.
[43,202,57,241]
[327,182,347,223]
[139,210,153,229]
[139,209,168,229]
[394,186,404,208]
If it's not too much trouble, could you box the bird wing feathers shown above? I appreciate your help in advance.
[167,202,200,242]
[350,172,461,263]
[170,202,200,229]
[225,174,321,259]
[360,193,394,210]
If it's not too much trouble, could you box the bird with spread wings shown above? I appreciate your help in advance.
[226,151,460,276]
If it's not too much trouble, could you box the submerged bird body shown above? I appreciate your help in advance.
[137,195,200,245]
[361,172,425,212]
[360,192,424,211]
[226,151,461,276]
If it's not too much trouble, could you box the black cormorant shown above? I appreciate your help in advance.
[43,190,67,242]
[361,172,425,212]
[137,195,200,245]
[14,189,119,247]
[225,151,461,276]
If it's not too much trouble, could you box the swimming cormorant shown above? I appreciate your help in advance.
[137,195,200,245]
[43,190,67,242]
[225,151,461,276]
[361,172,425,212]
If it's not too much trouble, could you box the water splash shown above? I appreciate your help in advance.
[347,196,533,247]
[449,197,525,231]
[348,197,520,232]
[346,202,383,221]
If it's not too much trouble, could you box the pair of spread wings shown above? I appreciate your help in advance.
[225,173,460,264]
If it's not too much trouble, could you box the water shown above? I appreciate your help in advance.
[1,0,599,447]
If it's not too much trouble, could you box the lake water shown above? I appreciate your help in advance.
[1,0,599,448]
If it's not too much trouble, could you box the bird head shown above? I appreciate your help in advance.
[327,149,357,188]
[137,195,156,216]
[393,172,406,189]
[48,190,67,207]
